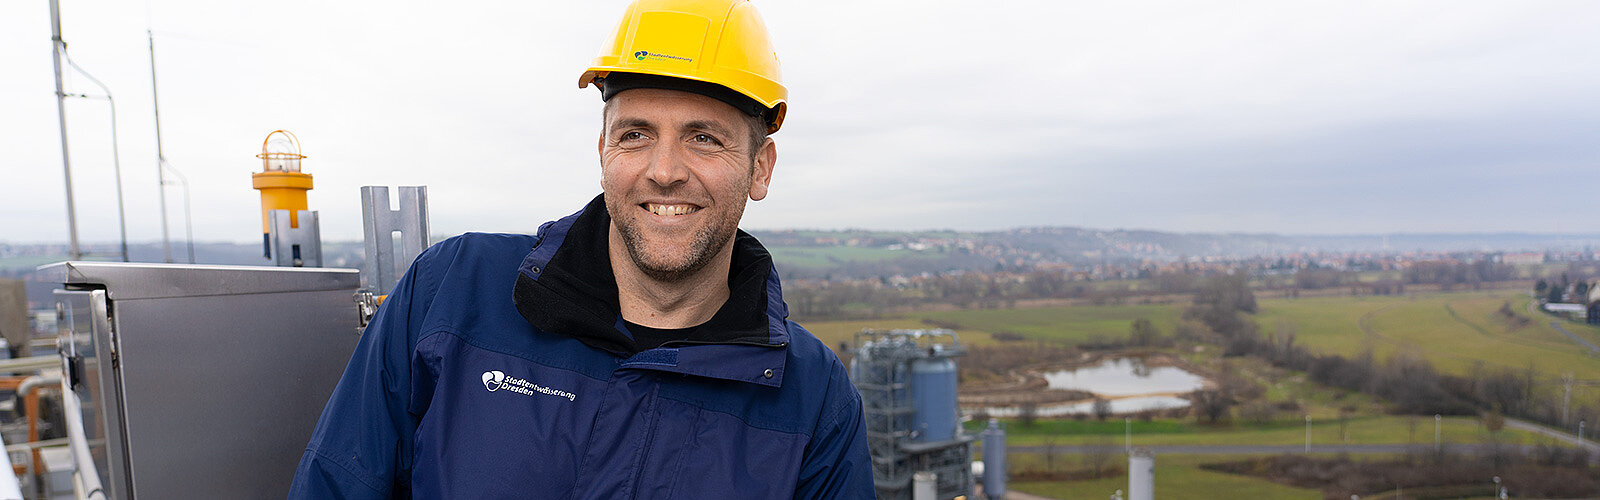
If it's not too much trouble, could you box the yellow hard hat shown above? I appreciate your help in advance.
[579,0,787,133]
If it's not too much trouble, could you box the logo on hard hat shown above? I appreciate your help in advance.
[482,370,505,392]
[631,50,692,64]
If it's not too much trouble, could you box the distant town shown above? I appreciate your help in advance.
[6,227,1599,314]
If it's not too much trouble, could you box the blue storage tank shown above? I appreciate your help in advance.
[910,357,958,442]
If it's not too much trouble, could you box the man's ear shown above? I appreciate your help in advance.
[748,137,777,201]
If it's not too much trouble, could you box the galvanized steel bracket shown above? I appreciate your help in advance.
[360,186,430,298]
[268,209,322,267]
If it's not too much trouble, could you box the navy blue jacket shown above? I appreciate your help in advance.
[288,196,874,498]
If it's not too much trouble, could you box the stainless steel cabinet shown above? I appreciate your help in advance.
[46,262,361,499]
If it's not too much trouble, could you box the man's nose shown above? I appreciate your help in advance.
[646,140,690,187]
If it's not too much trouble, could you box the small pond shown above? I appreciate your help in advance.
[1040,357,1206,396]
[971,357,1208,417]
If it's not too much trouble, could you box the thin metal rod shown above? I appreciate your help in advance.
[182,167,194,263]
[49,0,80,260]
[162,163,196,263]
[62,57,130,262]
[149,30,173,263]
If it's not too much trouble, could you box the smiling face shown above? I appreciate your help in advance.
[600,88,776,283]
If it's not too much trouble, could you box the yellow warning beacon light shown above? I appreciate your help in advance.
[252,130,311,258]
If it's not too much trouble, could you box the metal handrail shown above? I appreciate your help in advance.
[0,357,60,376]
[58,377,104,499]
[3,438,69,454]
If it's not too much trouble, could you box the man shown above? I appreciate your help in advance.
[287,1,875,498]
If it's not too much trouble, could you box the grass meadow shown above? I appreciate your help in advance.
[1005,454,1323,500]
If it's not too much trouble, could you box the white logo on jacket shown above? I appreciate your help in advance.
[480,370,576,402]
[482,370,506,391]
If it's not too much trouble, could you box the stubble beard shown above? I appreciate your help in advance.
[610,200,742,283]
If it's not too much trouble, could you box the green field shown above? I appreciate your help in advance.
[967,415,1548,448]
[1253,292,1596,375]
[916,303,1182,345]
[1007,454,1322,500]
[1252,290,1600,403]
[801,303,1179,354]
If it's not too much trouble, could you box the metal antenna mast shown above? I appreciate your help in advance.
[62,57,132,262]
[48,0,134,263]
[149,30,173,263]
[147,30,196,263]
[49,0,80,260]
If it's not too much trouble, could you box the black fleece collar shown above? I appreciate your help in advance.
[512,195,782,357]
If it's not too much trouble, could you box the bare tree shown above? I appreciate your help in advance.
[1190,389,1234,424]
[1018,402,1039,428]
[1042,436,1059,473]
[1081,436,1118,477]
[1129,318,1161,346]
[1093,398,1113,422]
[1337,405,1358,444]
[1483,411,1506,433]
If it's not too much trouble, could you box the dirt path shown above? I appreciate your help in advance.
[1547,321,1600,354]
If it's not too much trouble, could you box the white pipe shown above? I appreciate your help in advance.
[58,375,105,499]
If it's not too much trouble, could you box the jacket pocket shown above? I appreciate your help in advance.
[645,397,806,499]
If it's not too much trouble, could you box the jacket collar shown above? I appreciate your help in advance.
[512,195,790,387]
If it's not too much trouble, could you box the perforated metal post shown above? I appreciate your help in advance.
[361,186,430,296]
[268,209,321,267]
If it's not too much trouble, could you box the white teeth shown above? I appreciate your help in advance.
[646,203,699,216]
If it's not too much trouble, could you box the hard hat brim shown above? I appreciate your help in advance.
[581,67,786,134]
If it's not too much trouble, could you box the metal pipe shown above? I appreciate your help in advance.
[62,57,131,262]
[49,0,81,260]
[19,375,62,483]
[183,168,195,263]
[59,374,106,499]
[150,30,173,263]
[18,375,60,402]
[163,162,196,263]
[0,356,64,374]
[3,438,71,454]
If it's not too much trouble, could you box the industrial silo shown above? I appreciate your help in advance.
[911,357,958,442]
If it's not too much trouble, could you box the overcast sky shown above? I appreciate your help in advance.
[3,1,1598,245]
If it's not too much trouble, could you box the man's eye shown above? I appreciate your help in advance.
[691,134,721,145]
[621,131,644,141]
